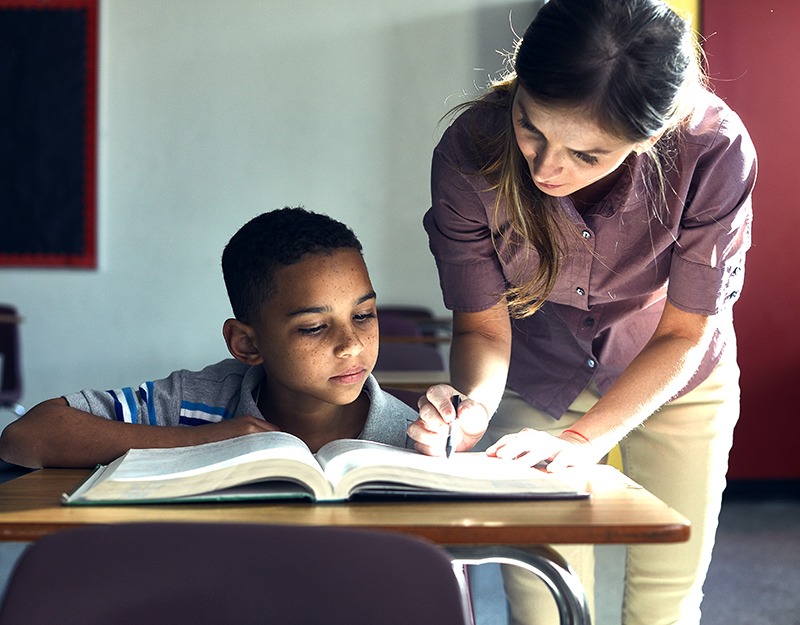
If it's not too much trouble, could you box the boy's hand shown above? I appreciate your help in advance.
[194,415,280,444]
[407,384,490,456]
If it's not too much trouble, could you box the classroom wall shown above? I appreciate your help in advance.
[666,0,700,23]
[702,0,800,480]
[0,1,541,424]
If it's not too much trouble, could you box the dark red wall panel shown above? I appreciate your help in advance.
[703,1,800,479]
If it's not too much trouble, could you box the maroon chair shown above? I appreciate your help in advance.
[0,305,30,482]
[0,523,469,625]
[0,305,24,417]
[377,313,424,339]
[377,305,452,340]
[375,342,446,371]
[376,308,446,372]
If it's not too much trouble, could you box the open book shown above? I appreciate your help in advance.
[62,431,589,505]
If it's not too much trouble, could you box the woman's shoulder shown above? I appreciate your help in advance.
[681,88,752,150]
[436,88,510,164]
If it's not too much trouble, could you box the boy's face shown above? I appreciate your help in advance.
[250,248,379,407]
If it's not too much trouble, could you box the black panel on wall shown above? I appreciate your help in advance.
[0,0,97,267]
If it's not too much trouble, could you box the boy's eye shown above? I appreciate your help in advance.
[298,325,325,336]
[354,311,376,323]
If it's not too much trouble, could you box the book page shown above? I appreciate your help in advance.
[65,431,332,503]
[121,432,314,476]
[316,441,587,500]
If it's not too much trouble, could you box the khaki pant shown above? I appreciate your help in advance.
[478,357,740,625]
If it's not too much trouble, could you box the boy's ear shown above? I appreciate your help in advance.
[223,319,264,366]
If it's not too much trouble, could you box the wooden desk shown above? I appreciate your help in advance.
[0,466,689,625]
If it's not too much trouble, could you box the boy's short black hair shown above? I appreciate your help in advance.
[222,207,363,323]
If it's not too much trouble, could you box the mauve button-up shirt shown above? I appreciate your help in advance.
[424,89,757,418]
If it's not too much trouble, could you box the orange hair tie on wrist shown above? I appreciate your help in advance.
[563,428,590,443]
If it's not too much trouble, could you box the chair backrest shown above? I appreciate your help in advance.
[378,314,424,339]
[378,306,441,338]
[377,306,434,323]
[375,342,446,371]
[0,523,468,625]
[0,305,23,412]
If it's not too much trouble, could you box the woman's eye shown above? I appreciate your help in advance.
[517,116,539,134]
[573,151,599,166]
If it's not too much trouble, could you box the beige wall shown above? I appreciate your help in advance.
[2,1,542,423]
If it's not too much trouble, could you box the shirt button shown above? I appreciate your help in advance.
[576,287,585,296]
[587,358,596,369]
[582,230,592,239]
[584,317,595,327]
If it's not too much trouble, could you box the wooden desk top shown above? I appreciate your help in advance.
[0,466,689,546]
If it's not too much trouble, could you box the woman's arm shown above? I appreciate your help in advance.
[487,300,717,469]
[408,299,512,455]
[0,398,278,469]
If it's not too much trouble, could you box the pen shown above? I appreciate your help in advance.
[445,395,460,459]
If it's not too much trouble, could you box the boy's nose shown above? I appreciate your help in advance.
[335,326,364,358]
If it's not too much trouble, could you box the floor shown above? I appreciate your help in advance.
[467,497,800,625]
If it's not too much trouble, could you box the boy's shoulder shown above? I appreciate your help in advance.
[361,376,418,449]
[183,358,252,383]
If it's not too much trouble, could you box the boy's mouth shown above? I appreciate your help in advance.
[330,367,367,385]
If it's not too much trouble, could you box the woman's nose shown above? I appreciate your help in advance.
[532,146,563,181]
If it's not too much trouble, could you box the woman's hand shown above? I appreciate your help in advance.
[486,428,604,471]
[407,384,490,456]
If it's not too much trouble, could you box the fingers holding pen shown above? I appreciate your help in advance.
[419,384,460,424]
[407,384,490,456]
[407,384,455,456]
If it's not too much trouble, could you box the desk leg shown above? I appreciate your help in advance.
[450,561,477,625]
[446,545,591,625]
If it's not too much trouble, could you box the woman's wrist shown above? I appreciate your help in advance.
[560,428,591,444]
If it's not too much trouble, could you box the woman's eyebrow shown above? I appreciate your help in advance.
[516,103,615,155]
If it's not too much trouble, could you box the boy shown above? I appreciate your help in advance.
[0,207,417,468]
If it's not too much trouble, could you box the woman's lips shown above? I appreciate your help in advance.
[535,180,563,190]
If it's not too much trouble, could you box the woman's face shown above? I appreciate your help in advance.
[512,86,644,198]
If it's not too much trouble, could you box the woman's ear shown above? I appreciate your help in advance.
[223,319,264,365]
[634,130,664,155]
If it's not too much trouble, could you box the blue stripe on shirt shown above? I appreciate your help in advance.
[121,387,138,424]
[142,381,157,426]
[179,401,234,426]
[106,390,124,422]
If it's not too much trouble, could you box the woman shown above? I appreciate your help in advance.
[408,0,756,623]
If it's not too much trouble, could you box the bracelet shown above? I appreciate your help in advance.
[562,428,590,443]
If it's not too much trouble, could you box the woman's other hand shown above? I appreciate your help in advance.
[486,427,605,471]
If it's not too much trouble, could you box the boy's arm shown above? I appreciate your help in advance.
[0,397,278,469]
